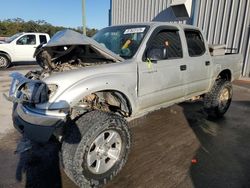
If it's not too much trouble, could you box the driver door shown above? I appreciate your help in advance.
[138,27,185,110]
[14,34,37,61]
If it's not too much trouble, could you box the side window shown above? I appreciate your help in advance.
[184,30,205,56]
[16,35,36,45]
[147,30,183,60]
[39,35,47,44]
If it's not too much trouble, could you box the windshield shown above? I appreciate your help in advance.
[5,33,23,43]
[93,25,149,59]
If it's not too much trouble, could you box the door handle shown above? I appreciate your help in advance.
[180,65,187,71]
[205,61,210,66]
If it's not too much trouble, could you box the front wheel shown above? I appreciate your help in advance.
[0,54,10,69]
[62,111,131,187]
[204,79,233,118]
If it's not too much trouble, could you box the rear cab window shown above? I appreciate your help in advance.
[39,35,47,44]
[184,30,206,57]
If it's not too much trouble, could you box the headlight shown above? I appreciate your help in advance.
[21,82,40,102]
[21,82,49,103]
[21,83,35,101]
[21,83,57,103]
[47,84,58,98]
[8,72,52,104]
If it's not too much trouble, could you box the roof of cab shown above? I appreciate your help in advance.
[109,21,200,31]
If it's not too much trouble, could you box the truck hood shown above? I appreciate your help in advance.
[45,29,124,62]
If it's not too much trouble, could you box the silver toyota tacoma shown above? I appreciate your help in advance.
[7,22,242,187]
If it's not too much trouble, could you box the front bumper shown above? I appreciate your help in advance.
[13,103,67,142]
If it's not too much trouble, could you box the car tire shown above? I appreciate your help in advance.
[204,79,232,118]
[0,54,10,69]
[61,110,131,188]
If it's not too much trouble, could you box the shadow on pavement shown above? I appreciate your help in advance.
[16,139,62,188]
[15,118,83,188]
[181,100,250,188]
[0,62,39,72]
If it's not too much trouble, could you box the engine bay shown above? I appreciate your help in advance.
[32,44,115,78]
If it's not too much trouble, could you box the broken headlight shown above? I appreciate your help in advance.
[7,72,50,104]
[21,82,49,103]
[21,82,37,101]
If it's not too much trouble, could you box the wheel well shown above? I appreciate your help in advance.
[74,90,132,118]
[0,51,11,62]
[217,69,232,81]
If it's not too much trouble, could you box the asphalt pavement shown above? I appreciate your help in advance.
[0,64,39,138]
[0,65,250,188]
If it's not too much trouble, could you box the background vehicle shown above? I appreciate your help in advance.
[7,22,242,187]
[0,32,50,69]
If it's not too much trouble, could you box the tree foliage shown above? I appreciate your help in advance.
[0,18,98,37]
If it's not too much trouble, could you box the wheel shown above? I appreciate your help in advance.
[62,111,131,187]
[36,50,53,70]
[204,79,232,118]
[0,54,10,69]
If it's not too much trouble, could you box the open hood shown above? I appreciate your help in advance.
[45,29,124,62]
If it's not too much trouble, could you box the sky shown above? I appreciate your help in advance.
[0,0,110,29]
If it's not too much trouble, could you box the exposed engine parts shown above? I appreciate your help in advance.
[35,44,114,75]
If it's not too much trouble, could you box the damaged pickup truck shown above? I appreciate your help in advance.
[6,22,242,187]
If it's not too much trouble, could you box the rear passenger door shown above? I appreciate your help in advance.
[138,27,186,110]
[183,29,212,97]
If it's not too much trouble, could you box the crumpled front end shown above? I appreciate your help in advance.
[33,29,123,76]
[6,72,67,143]
[6,29,125,142]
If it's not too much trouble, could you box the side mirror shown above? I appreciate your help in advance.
[146,47,166,61]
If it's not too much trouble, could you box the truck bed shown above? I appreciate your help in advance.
[212,54,243,81]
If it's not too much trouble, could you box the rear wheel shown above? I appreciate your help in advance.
[204,79,232,118]
[62,111,131,187]
[0,54,10,69]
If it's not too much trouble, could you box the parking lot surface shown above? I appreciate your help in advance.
[0,65,250,188]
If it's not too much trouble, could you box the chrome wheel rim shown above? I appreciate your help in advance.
[219,88,230,109]
[0,56,7,67]
[87,130,122,174]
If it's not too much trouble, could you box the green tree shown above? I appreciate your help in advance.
[0,18,98,37]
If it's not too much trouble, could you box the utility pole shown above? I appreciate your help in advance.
[82,0,86,35]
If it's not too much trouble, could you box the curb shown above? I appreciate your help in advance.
[233,84,250,93]
[238,77,250,82]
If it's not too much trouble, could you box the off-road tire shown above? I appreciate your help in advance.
[204,79,232,118]
[62,110,131,188]
[0,54,10,69]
